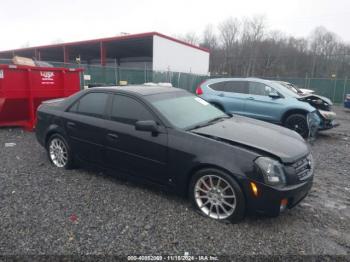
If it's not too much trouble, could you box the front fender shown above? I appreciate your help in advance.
[287,99,316,113]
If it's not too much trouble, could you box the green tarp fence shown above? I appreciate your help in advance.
[268,77,350,104]
[73,64,349,103]
[1,59,349,103]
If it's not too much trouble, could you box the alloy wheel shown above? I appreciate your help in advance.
[194,175,236,219]
[49,138,68,168]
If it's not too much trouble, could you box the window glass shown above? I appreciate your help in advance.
[69,101,79,112]
[149,94,227,129]
[69,92,108,118]
[209,82,227,91]
[248,82,273,96]
[210,81,248,93]
[224,81,248,94]
[111,95,155,125]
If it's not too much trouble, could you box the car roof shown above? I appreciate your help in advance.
[205,77,273,84]
[86,85,186,96]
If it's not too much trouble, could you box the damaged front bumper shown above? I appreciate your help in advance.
[307,110,338,137]
[317,110,339,130]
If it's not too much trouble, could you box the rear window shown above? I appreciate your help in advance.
[209,81,227,91]
[69,92,108,118]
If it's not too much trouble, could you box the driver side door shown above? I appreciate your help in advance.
[104,94,168,184]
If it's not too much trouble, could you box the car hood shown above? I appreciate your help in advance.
[298,94,333,105]
[192,116,309,163]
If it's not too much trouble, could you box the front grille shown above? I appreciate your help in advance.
[291,155,314,181]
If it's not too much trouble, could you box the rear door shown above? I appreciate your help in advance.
[243,81,285,122]
[63,92,109,164]
[209,80,249,114]
[104,94,168,184]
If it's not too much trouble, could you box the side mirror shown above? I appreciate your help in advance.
[269,91,280,99]
[135,120,159,133]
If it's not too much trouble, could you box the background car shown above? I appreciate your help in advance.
[36,85,314,223]
[276,81,338,131]
[345,94,350,109]
[196,78,338,137]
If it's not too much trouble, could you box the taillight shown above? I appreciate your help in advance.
[195,79,207,95]
[196,87,203,95]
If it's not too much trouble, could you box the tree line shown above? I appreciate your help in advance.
[177,16,350,78]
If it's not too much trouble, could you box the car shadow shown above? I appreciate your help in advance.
[71,165,301,225]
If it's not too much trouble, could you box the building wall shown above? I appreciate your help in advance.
[152,35,209,75]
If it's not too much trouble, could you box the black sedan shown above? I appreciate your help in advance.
[36,85,314,223]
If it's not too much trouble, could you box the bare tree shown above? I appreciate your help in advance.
[196,16,350,78]
[180,32,200,45]
[240,16,267,76]
[201,24,218,50]
[309,26,340,77]
[218,17,240,75]
[201,24,221,74]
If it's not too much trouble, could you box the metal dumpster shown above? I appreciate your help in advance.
[0,64,83,131]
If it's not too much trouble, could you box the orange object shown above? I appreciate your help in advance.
[250,182,259,197]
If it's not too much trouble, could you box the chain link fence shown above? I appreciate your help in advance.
[265,77,350,104]
[1,59,349,103]
[49,62,207,94]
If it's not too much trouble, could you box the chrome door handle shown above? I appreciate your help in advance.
[67,122,76,128]
[107,133,119,140]
[247,97,255,100]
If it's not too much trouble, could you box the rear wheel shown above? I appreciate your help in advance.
[47,134,74,169]
[189,168,245,223]
[284,114,309,138]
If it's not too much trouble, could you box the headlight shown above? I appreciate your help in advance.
[255,157,286,187]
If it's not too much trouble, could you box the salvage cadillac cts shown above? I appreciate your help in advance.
[36,86,314,222]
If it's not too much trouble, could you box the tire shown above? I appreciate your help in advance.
[189,168,246,223]
[284,113,309,138]
[47,134,74,169]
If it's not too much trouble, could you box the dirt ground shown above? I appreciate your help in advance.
[0,106,349,257]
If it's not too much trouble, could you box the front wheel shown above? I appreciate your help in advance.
[47,134,74,169]
[284,114,309,138]
[189,168,246,223]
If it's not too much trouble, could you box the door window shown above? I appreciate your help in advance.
[111,95,155,125]
[248,82,273,96]
[69,92,108,118]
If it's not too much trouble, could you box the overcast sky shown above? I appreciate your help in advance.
[1,0,350,51]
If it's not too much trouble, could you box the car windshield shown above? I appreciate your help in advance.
[147,93,229,130]
[270,82,300,98]
[279,82,303,94]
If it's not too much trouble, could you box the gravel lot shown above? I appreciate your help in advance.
[0,106,349,257]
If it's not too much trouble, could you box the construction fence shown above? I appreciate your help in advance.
[265,77,350,104]
[1,59,349,103]
[45,62,350,103]
[0,58,206,94]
